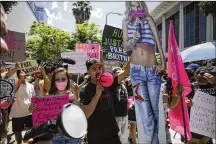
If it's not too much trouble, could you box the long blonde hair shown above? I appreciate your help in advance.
[124,1,149,22]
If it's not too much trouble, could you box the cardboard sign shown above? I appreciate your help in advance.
[0,30,26,62]
[0,79,15,100]
[18,60,39,75]
[76,43,100,60]
[190,91,216,139]
[31,95,70,127]
[61,52,88,74]
[103,60,120,72]
[102,25,132,62]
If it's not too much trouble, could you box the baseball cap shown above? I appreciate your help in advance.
[185,64,200,71]
[86,59,102,70]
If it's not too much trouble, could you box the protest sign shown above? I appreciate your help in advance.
[103,60,120,72]
[31,95,70,127]
[18,60,39,75]
[0,30,26,62]
[190,90,216,139]
[76,43,100,60]
[102,25,132,62]
[61,52,88,73]
[0,79,15,100]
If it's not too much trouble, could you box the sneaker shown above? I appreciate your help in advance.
[128,137,133,143]
[0,138,7,144]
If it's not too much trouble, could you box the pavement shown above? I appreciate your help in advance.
[5,120,184,144]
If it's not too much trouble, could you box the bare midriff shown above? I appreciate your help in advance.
[131,43,157,66]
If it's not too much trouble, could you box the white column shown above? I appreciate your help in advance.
[179,1,184,51]
[162,14,166,53]
[206,13,213,42]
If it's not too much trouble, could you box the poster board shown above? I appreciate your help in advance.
[103,60,120,72]
[0,30,26,62]
[61,52,88,74]
[102,25,131,62]
[31,95,70,127]
[0,79,15,100]
[76,43,100,60]
[190,90,216,139]
[18,60,39,75]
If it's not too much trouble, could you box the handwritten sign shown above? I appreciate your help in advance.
[76,43,100,60]
[18,60,39,75]
[190,91,216,139]
[61,52,88,73]
[103,60,120,72]
[0,30,26,62]
[31,95,70,127]
[0,79,15,100]
[102,25,132,62]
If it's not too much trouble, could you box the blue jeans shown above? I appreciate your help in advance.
[130,63,161,144]
[52,136,84,144]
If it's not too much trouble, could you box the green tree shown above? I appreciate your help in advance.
[27,22,76,61]
[74,21,102,44]
[72,1,92,24]
[198,2,216,16]
[0,1,18,14]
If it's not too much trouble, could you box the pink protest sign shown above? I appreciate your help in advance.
[31,95,70,127]
[76,43,100,60]
[0,30,26,62]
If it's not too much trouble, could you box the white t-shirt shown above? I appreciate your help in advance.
[10,82,36,118]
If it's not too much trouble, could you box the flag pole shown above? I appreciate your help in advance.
[169,20,187,143]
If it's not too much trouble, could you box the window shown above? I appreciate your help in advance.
[165,11,179,52]
[184,2,195,48]
[214,15,216,41]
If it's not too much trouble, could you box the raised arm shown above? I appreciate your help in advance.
[117,58,131,84]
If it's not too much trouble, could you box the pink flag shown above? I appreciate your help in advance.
[168,21,192,140]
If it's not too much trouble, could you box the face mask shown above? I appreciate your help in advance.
[129,10,145,20]
[55,81,67,91]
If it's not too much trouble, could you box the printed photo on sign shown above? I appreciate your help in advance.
[76,43,100,60]
[31,94,70,127]
[18,60,39,75]
[0,79,15,100]
[102,25,131,62]
[61,52,88,74]
[0,30,26,62]
[190,90,216,139]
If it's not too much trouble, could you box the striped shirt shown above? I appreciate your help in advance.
[128,21,156,50]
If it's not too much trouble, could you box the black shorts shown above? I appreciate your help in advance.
[128,105,136,122]
[12,115,33,132]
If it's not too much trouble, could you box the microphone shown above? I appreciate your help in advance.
[60,58,76,65]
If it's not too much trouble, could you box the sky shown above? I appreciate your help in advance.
[35,2,161,33]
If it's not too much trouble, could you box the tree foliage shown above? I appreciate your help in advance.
[26,22,76,61]
[0,1,18,14]
[198,2,216,16]
[74,21,102,44]
[72,1,92,24]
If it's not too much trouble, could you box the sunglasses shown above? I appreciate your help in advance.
[55,78,67,82]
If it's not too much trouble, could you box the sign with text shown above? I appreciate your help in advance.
[103,60,120,72]
[0,30,26,62]
[76,43,100,60]
[61,52,88,73]
[190,91,216,139]
[31,95,70,127]
[102,25,132,62]
[0,79,15,100]
[18,60,39,75]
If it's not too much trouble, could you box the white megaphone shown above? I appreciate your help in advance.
[23,103,87,143]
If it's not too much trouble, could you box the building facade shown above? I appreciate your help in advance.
[28,2,48,23]
[6,2,39,34]
[150,1,216,53]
